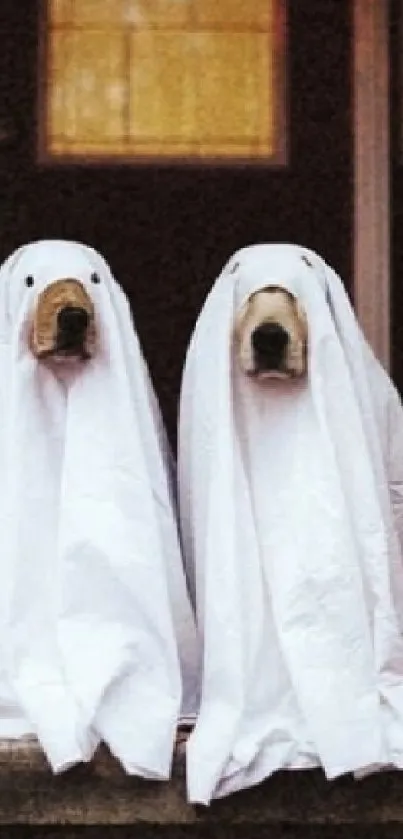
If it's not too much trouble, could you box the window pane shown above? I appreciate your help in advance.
[194,0,272,28]
[43,0,285,162]
[48,32,126,148]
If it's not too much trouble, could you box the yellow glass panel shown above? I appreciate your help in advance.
[123,141,269,158]
[129,33,197,142]
[49,140,129,155]
[125,142,221,157]
[44,0,283,161]
[122,0,190,27]
[70,0,125,25]
[71,0,189,27]
[48,32,126,143]
[48,0,72,24]
[192,0,272,29]
[47,32,69,142]
[47,139,272,159]
[197,33,272,144]
[128,31,272,152]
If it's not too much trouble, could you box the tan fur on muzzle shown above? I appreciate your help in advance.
[30,278,96,360]
[234,285,308,379]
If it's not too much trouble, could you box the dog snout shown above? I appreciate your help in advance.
[251,322,289,365]
[57,305,89,335]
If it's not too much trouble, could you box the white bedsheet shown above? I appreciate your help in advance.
[0,239,200,777]
[179,244,403,803]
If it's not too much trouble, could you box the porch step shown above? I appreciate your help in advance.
[0,738,402,833]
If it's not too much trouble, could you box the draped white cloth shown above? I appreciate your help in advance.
[0,239,199,777]
[179,243,403,804]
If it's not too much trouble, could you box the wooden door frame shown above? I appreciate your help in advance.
[353,0,390,369]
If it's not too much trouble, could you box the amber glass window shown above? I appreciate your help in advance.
[41,0,286,163]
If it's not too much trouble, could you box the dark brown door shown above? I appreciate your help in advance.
[0,0,352,442]
[391,0,403,393]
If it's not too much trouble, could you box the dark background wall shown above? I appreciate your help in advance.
[390,0,403,392]
[0,0,353,442]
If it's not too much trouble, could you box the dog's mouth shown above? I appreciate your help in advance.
[247,367,298,380]
[38,346,91,363]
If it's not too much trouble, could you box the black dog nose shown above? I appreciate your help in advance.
[57,306,89,334]
[252,322,289,356]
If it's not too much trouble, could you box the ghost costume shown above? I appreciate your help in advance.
[178,243,403,804]
[0,239,199,778]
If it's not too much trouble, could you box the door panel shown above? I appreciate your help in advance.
[391,0,403,393]
[0,0,352,441]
